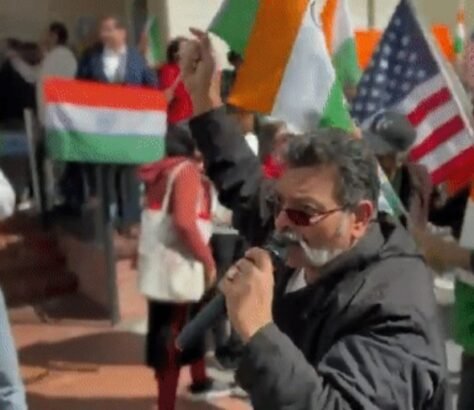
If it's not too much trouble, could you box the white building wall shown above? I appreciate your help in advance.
[0,0,126,43]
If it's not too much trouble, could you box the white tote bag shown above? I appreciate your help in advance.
[137,162,213,303]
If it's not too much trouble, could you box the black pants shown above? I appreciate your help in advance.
[61,163,141,229]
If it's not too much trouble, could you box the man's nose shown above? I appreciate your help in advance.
[274,209,292,232]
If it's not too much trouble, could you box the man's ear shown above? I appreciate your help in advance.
[351,200,374,240]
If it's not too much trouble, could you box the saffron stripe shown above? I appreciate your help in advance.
[229,0,310,113]
[44,78,167,111]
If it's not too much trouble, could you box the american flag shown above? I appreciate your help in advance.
[352,0,474,185]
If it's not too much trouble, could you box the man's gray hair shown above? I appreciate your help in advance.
[284,129,380,210]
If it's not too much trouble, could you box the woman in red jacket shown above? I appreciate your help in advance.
[139,126,230,409]
[158,38,193,125]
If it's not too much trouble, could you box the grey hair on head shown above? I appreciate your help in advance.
[284,128,380,210]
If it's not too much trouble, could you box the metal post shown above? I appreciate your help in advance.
[96,165,120,325]
[368,0,376,28]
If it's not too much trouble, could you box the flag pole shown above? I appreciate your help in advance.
[367,0,376,28]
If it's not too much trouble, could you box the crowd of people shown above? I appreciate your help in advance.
[3,10,474,410]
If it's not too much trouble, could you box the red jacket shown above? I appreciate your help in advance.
[138,157,214,272]
[158,63,193,125]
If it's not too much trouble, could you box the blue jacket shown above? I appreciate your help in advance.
[77,45,157,87]
[0,289,27,410]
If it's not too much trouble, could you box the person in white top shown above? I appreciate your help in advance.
[0,170,15,220]
[7,22,77,125]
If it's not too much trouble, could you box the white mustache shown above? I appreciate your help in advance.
[278,230,301,245]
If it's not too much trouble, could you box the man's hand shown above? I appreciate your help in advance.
[219,248,274,343]
[411,227,471,273]
[180,28,223,116]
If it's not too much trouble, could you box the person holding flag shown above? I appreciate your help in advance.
[157,37,194,126]
[179,12,449,408]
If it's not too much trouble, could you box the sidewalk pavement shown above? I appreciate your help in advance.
[9,260,250,410]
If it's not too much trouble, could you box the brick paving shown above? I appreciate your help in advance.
[8,254,250,410]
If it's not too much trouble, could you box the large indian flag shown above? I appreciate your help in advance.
[211,0,403,217]
[44,78,167,164]
[227,0,352,133]
[321,0,361,89]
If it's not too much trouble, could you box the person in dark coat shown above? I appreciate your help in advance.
[363,111,433,228]
[62,15,157,231]
[179,30,450,410]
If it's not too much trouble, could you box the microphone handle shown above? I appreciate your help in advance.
[176,241,287,352]
[176,293,226,351]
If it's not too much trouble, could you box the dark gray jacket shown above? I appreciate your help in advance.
[190,108,450,410]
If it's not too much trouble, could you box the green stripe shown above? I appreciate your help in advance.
[319,80,353,131]
[147,16,164,64]
[454,36,464,55]
[209,0,259,55]
[455,280,474,353]
[333,38,362,88]
[47,131,165,164]
[379,177,405,218]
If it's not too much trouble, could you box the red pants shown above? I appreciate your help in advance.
[156,305,207,410]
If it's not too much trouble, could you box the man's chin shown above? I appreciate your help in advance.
[285,245,306,269]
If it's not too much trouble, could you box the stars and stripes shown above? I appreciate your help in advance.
[352,0,474,185]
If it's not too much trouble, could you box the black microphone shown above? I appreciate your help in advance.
[176,232,291,351]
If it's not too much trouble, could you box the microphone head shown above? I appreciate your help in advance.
[264,232,295,264]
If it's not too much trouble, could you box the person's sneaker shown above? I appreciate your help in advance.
[185,378,232,402]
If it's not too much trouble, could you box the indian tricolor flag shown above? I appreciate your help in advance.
[44,78,167,164]
[454,0,466,60]
[455,182,474,352]
[321,0,361,89]
[227,0,352,133]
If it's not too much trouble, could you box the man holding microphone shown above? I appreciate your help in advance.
[179,29,450,409]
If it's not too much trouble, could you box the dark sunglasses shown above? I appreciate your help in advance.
[269,197,344,227]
